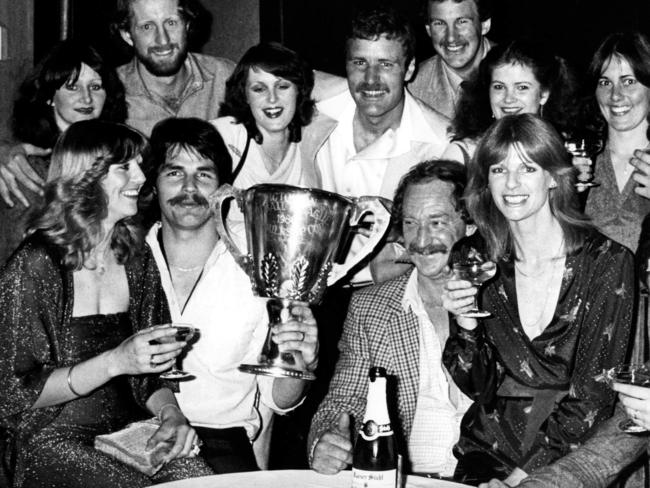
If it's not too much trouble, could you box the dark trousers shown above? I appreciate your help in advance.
[195,426,259,474]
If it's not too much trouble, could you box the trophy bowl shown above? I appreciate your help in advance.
[211,184,391,380]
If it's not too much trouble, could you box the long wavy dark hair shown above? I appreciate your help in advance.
[219,42,315,145]
[27,120,148,270]
[466,114,593,261]
[12,39,126,149]
[583,31,650,140]
[452,40,579,142]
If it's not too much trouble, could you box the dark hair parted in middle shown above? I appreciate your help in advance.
[28,120,148,269]
[392,159,470,233]
[346,2,416,67]
[584,31,650,140]
[139,117,232,226]
[452,40,579,142]
[466,114,593,261]
[12,39,126,149]
[219,42,315,145]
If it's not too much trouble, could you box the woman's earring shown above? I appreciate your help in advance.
[549,181,557,189]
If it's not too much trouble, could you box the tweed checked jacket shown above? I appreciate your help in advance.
[308,271,427,459]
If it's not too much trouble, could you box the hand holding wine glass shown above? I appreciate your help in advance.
[451,248,497,319]
[598,364,650,433]
[150,323,198,380]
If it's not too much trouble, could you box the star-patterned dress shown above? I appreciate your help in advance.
[443,231,635,484]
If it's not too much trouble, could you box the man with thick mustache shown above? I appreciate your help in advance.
[308,160,476,479]
[312,4,450,286]
[409,0,493,119]
[113,0,235,137]
[141,117,319,473]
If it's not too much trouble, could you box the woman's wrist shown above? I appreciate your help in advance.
[102,348,123,378]
[454,315,479,330]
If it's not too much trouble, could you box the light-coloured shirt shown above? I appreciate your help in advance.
[118,53,235,136]
[212,116,310,189]
[145,223,292,440]
[402,270,472,475]
[315,90,450,283]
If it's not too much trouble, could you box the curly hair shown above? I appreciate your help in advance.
[452,40,579,142]
[139,117,232,226]
[347,2,416,67]
[219,42,315,145]
[27,120,148,270]
[111,0,209,49]
[12,39,126,149]
[466,114,593,261]
[392,159,470,236]
[583,31,650,140]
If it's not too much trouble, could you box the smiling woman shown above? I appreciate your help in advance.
[213,41,318,190]
[583,32,650,253]
[445,40,579,164]
[441,114,635,485]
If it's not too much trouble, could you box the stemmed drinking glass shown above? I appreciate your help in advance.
[452,249,497,318]
[564,136,604,189]
[597,364,650,433]
[153,323,197,380]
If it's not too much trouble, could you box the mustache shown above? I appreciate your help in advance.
[408,243,449,255]
[167,193,209,207]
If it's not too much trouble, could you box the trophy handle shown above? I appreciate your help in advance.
[210,184,249,270]
[328,196,392,286]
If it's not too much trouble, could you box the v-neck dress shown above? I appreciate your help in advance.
[443,231,634,483]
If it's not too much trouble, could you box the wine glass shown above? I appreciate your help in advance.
[452,250,497,318]
[153,323,197,380]
[564,136,604,189]
[599,364,650,433]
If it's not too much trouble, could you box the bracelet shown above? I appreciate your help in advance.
[157,403,182,421]
[66,365,84,397]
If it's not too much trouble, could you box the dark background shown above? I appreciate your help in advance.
[35,0,650,79]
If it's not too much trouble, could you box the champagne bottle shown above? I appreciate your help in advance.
[352,367,397,488]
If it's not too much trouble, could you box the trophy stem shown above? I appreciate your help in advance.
[238,298,316,381]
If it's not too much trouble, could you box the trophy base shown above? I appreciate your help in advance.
[238,363,316,381]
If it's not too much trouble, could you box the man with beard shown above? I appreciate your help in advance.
[312,3,450,286]
[308,160,475,479]
[141,117,319,473]
[409,0,493,119]
[113,0,235,136]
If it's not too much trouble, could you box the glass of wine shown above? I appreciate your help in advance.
[153,323,197,380]
[452,251,497,318]
[564,136,604,189]
[599,364,650,433]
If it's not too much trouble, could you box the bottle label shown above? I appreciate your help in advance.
[352,468,396,488]
[359,420,394,441]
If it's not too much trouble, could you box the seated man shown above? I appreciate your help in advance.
[140,117,319,472]
[308,160,475,478]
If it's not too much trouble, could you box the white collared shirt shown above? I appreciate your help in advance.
[315,90,449,284]
[146,223,291,439]
[401,269,473,475]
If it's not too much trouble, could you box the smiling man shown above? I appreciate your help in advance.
[308,160,475,479]
[141,117,319,473]
[409,0,493,119]
[313,3,450,286]
[113,0,235,136]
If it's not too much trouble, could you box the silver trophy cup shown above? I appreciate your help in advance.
[212,183,391,380]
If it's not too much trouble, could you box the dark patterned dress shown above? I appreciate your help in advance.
[443,231,635,484]
[0,238,213,487]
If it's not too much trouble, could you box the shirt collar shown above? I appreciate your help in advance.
[402,268,424,314]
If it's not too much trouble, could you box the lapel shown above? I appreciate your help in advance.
[384,277,420,440]
[300,110,337,188]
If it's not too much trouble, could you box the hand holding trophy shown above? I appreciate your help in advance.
[211,184,391,380]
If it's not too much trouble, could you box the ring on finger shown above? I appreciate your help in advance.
[299,332,305,342]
